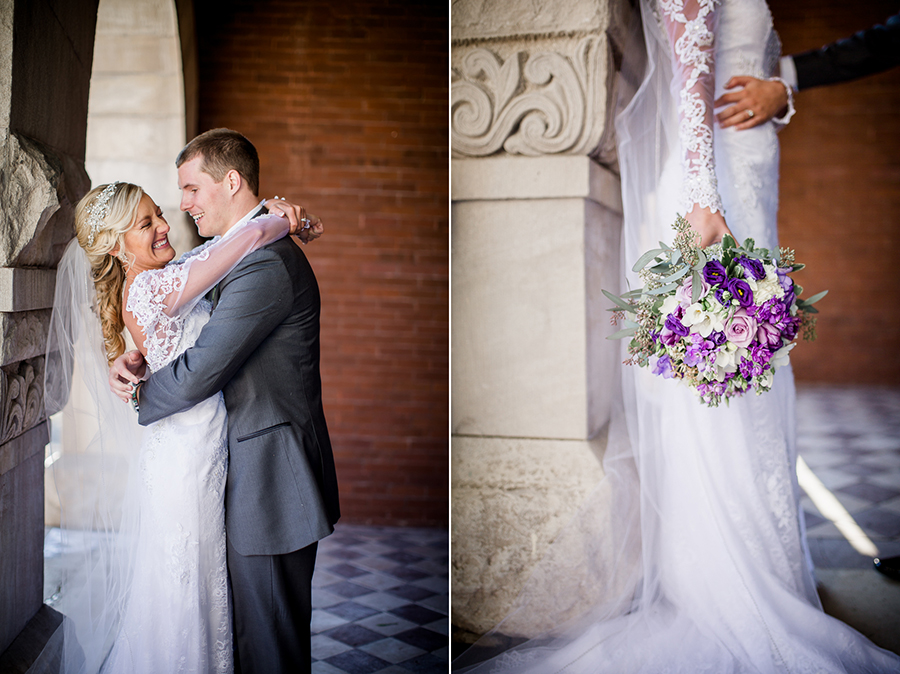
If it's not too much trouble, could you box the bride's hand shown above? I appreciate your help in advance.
[264,197,324,243]
[109,350,148,403]
[685,205,733,248]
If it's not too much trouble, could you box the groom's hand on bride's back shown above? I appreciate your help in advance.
[109,349,148,403]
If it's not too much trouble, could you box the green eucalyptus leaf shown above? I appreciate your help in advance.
[647,282,678,296]
[632,248,665,272]
[691,270,701,304]
[693,247,708,271]
[791,263,806,272]
[602,289,635,312]
[608,327,637,340]
[662,264,690,284]
[802,290,828,306]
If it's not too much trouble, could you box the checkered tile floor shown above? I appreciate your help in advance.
[311,524,449,674]
[797,385,900,568]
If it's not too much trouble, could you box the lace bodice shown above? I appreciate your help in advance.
[126,251,213,373]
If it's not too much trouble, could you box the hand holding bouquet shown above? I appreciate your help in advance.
[605,216,826,407]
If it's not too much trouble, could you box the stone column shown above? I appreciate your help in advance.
[451,0,633,639]
[0,0,98,668]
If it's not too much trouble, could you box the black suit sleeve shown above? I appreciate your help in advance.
[137,248,292,426]
[793,13,900,91]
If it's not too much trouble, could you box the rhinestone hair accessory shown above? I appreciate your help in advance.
[86,181,120,247]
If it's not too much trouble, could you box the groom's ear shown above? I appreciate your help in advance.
[224,169,243,196]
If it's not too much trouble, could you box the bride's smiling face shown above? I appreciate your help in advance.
[119,194,176,272]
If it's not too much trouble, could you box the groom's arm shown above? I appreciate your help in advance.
[136,248,292,426]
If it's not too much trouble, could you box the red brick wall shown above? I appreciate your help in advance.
[769,0,900,383]
[193,0,448,526]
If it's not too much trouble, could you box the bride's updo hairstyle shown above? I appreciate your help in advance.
[73,182,144,363]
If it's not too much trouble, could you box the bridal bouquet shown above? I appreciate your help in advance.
[604,216,826,407]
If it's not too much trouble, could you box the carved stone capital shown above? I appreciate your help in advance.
[451,36,611,158]
[0,357,44,446]
[0,311,50,367]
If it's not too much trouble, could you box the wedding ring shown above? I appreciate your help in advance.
[746,109,755,118]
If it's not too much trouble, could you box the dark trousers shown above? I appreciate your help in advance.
[227,539,318,674]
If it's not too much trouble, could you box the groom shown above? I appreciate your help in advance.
[111,128,340,673]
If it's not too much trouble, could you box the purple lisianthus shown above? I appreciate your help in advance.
[737,255,766,281]
[714,287,732,307]
[703,260,727,286]
[708,330,727,346]
[777,268,794,292]
[664,313,689,337]
[652,353,674,379]
[725,277,754,308]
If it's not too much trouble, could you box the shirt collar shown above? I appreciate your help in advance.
[220,199,266,240]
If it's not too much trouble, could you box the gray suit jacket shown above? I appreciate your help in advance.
[138,236,340,556]
[793,13,900,90]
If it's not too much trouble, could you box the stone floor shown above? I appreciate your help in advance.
[310,525,448,674]
[43,524,449,673]
[451,385,900,660]
[797,386,900,568]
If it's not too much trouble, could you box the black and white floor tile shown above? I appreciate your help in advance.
[311,524,449,674]
[797,386,900,568]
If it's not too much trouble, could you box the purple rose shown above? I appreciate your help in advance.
[652,354,674,379]
[709,330,727,346]
[738,255,766,281]
[756,322,781,349]
[703,260,727,286]
[725,277,754,308]
[724,308,758,348]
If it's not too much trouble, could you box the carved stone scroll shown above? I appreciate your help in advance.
[451,36,609,158]
[0,357,44,447]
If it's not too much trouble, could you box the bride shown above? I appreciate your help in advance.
[455,1,900,672]
[44,181,313,673]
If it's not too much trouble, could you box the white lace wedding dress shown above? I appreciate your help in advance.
[455,1,900,672]
[103,257,231,673]
[43,213,291,674]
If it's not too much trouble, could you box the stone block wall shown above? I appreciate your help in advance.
[0,0,98,663]
[450,0,632,639]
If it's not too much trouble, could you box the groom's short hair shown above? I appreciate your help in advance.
[176,128,260,196]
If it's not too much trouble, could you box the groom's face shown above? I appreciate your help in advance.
[178,156,231,238]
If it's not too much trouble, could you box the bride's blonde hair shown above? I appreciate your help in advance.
[74,182,144,364]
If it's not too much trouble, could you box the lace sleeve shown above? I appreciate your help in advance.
[126,264,194,372]
[159,213,289,319]
[659,0,724,214]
